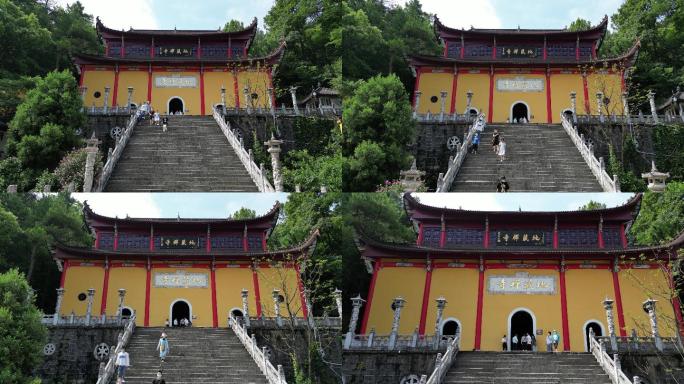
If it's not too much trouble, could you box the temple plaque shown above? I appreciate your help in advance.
[159,236,201,249]
[154,76,197,88]
[496,230,545,246]
[154,271,208,288]
[496,77,544,92]
[488,273,556,295]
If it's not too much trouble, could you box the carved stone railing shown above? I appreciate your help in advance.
[414,112,475,124]
[95,313,136,384]
[212,107,275,192]
[344,330,451,351]
[561,113,620,192]
[42,314,130,327]
[247,316,341,329]
[85,106,134,116]
[576,114,684,125]
[435,113,487,192]
[221,104,340,118]
[94,113,138,192]
[420,335,460,384]
[589,334,638,384]
[597,335,681,354]
[229,314,287,384]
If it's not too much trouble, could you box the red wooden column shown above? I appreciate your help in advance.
[553,216,559,249]
[147,64,153,104]
[418,259,433,335]
[668,253,684,336]
[233,71,241,108]
[210,264,219,327]
[252,265,262,317]
[474,257,485,350]
[449,68,459,114]
[598,216,605,248]
[361,260,381,334]
[582,74,591,115]
[200,66,206,115]
[611,258,627,336]
[545,70,553,123]
[487,66,495,123]
[100,260,110,315]
[295,264,309,318]
[416,223,424,246]
[112,64,120,107]
[59,260,69,288]
[113,223,119,250]
[144,258,151,326]
[559,262,571,350]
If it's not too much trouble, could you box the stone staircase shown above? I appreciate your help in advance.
[450,124,602,192]
[120,327,269,384]
[443,351,612,384]
[104,116,258,192]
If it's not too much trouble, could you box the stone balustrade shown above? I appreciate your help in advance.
[220,104,340,119]
[42,314,130,327]
[435,113,487,192]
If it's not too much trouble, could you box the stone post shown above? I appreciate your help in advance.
[103,87,111,114]
[434,297,447,348]
[622,92,632,124]
[439,90,448,121]
[603,298,618,351]
[220,86,227,113]
[243,86,252,114]
[344,295,365,349]
[570,91,578,123]
[265,135,284,192]
[643,298,663,351]
[116,288,126,323]
[6,185,17,193]
[388,297,406,350]
[241,288,251,327]
[614,353,622,378]
[648,90,659,124]
[53,288,65,326]
[83,134,100,193]
[85,288,95,326]
[596,92,604,122]
[289,87,299,115]
[126,86,134,114]
[465,90,474,115]
[413,91,422,118]
[267,87,275,114]
[272,289,282,327]
[333,288,342,318]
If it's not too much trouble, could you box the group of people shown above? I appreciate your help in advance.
[171,317,192,327]
[501,330,561,352]
[114,331,170,383]
[135,101,170,132]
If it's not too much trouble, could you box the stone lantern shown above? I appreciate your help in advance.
[400,160,426,193]
[641,161,670,192]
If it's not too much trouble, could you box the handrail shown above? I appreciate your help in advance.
[94,113,138,192]
[420,334,460,384]
[560,113,620,192]
[229,314,286,384]
[589,333,634,384]
[96,312,137,384]
[435,113,486,192]
[212,108,275,192]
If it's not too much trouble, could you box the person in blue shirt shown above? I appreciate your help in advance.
[470,133,480,154]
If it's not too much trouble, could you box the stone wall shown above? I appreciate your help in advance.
[620,352,684,384]
[342,349,440,384]
[85,115,130,153]
[413,121,470,189]
[576,123,656,167]
[38,325,123,384]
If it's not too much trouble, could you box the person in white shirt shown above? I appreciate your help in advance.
[546,332,553,352]
[116,348,130,382]
[511,334,519,350]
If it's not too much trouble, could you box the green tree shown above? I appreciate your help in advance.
[0,0,53,76]
[342,75,414,191]
[0,269,47,383]
[229,207,257,220]
[283,149,345,192]
[49,1,102,70]
[630,182,684,246]
[579,200,609,210]
[223,19,245,32]
[567,18,592,31]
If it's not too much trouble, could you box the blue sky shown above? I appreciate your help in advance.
[70,193,635,219]
[60,0,625,32]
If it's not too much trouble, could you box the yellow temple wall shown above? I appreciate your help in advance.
[150,72,201,115]
[236,70,274,110]
[214,267,257,323]
[415,70,455,115]
[586,72,624,116]
[147,267,213,327]
[204,70,238,113]
[426,268,480,350]
[365,267,426,334]
[115,70,149,107]
[255,266,305,317]
[453,72,490,116]
[61,265,105,316]
[618,268,677,337]
[565,268,615,351]
[82,69,115,109]
[491,73,547,123]
[550,73,587,119]
[104,267,147,317]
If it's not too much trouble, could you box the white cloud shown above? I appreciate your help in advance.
[71,193,163,218]
[56,0,159,30]
[394,0,502,29]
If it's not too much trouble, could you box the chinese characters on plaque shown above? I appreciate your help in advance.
[159,236,201,249]
[488,273,556,295]
[158,47,194,57]
[501,47,539,58]
[154,271,208,288]
[496,230,545,246]
[496,77,545,93]
[154,76,198,88]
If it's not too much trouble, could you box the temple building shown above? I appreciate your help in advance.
[356,194,684,352]
[410,17,640,123]
[53,202,316,327]
[74,18,284,115]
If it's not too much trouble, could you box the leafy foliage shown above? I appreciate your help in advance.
[0,269,47,384]
[52,147,103,191]
[631,182,684,246]
[578,201,608,210]
[229,207,257,220]
[567,18,593,31]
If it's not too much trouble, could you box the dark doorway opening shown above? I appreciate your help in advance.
[563,110,574,120]
[169,98,184,114]
[121,308,132,318]
[230,309,244,318]
[510,310,533,351]
[171,300,190,326]
[585,322,603,351]
[442,320,459,340]
[512,103,529,123]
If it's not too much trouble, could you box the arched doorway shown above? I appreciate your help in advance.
[170,299,191,326]
[168,97,184,115]
[562,109,574,120]
[121,307,133,318]
[508,309,535,351]
[511,102,530,123]
[440,318,461,346]
[583,320,604,352]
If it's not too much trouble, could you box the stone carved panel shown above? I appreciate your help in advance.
[488,272,556,295]
[154,271,208,288]
[496,77,544,92]
[154,76,198,88]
